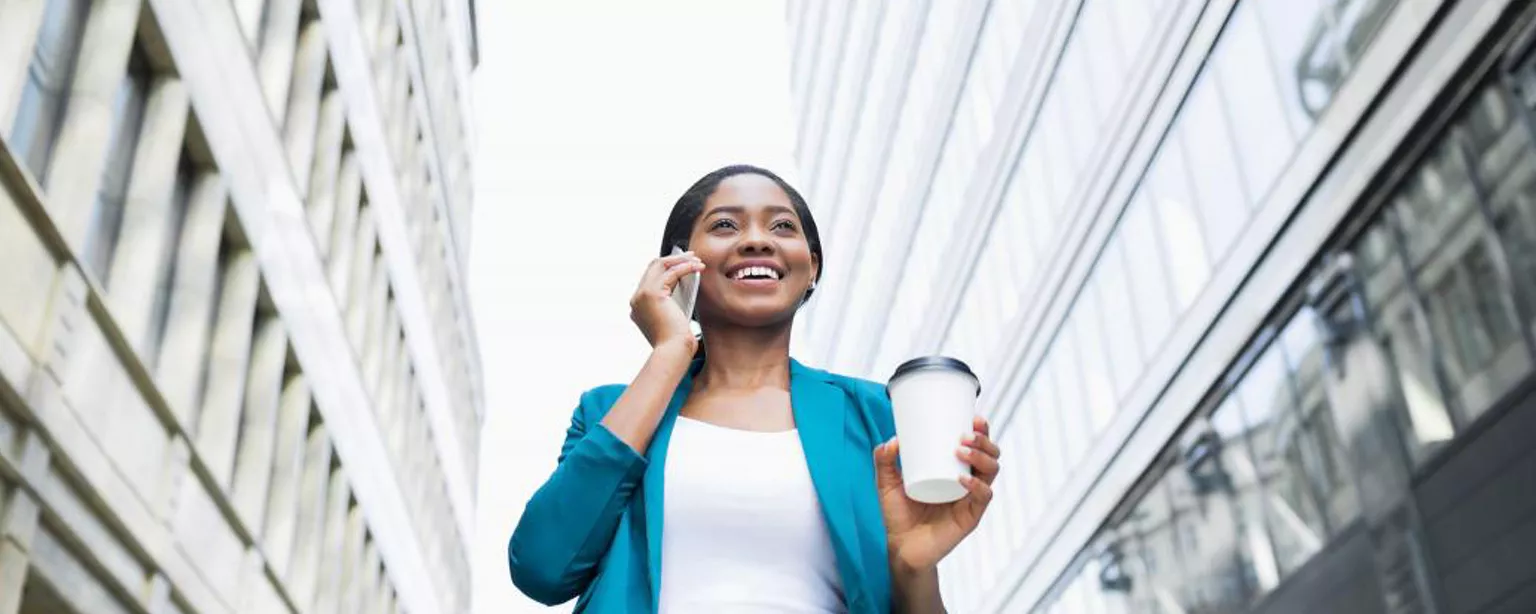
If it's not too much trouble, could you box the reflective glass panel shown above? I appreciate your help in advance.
[1236,345,1328,576]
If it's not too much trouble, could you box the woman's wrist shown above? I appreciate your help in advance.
[652,337,697,362]
[889,552,943,614]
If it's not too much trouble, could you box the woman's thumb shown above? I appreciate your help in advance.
[875,438,902,486]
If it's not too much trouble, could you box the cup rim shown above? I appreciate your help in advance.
[889,356,981,396]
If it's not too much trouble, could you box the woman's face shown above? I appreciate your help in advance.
[688,173,819,328]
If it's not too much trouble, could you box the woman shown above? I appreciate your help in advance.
[508,165,1002,613]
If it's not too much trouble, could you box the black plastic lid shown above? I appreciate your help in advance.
[889,356,981,396]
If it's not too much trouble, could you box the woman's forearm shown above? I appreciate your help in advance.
[891,559,946,614]
[600,340,694,454]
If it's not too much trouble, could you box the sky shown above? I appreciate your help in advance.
[466,1,800,611]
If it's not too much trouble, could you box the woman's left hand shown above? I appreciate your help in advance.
[875,415,1001,574]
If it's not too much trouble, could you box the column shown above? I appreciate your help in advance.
[193,249,260,488]
[0,0,48,129]
[337,512,366,614]
[228,317,287,534]
[309,467,350,612]
[358,541,382,614]
[154,174,226,425]
[230,0,266,49]
[42,0,142,249]
[345,211,377,347]
[307,90,345,258]
[285,424,331,606]
[105,77,189,352]
[261,374,310,577]
[255,0,301,124]
[282,19,327,184]
[327,155,362,300]
[359,259,389,393]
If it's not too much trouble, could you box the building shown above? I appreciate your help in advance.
[786,0,1536,612]
[0,0,482,613]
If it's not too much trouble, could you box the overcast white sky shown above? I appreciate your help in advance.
[467,2,799,611]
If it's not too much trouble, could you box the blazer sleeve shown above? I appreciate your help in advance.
[507,387,647,605]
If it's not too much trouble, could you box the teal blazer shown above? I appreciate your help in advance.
[508,359,898,613]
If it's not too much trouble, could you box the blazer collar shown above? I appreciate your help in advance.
[642,359,867,611]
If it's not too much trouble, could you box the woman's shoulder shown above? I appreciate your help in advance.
[795,361,891,411]
[572,383,629,422]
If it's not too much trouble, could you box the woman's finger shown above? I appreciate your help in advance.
[959,473,994,508]
[957,444,1000,484]
[874,438,903,493]
[645,252,699,280]
[964,430,1000,461]
[972,415,991,438]
[657,259,705,292]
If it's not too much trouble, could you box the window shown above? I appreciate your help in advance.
[9,0,91,181]
[82,49,152,284]
[1117,197,1178,354]
[1215,2,1299,204]
[1179,74,1252,260]
[1143,141,1211,310]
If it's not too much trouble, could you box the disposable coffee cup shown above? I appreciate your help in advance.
[887,356,981,504]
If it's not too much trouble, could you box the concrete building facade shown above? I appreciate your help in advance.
[0,1,482,613]
[787,0,1536,612]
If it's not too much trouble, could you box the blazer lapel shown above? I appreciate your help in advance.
[644,363,694,608]
[790,360,867,609]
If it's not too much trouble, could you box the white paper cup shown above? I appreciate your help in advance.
[887,356,981,504]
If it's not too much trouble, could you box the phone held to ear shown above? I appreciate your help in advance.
[670,245,700,319]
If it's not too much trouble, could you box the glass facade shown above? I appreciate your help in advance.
[0,1,481,613]
[781,0,1536,611]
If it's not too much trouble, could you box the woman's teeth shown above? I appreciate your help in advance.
[732,266,781,280]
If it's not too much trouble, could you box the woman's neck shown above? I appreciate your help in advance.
[694,324,793,392]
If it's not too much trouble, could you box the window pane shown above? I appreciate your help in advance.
[1079,0,1126,123]
[1397,140,1529,423]
[1277,314,1362,530]
[1255,0,1325,138]
[1094,244,1145,386]
[1215,2,1298,203]
[1476,86,1536,337]
[1179,75,1252,260]
[1108,0,1155,69]
[1031,363,1067,494]
[1164,404,1269,611]
[1052,335,1091,468]
[1354,222,1457,460]
[1236,346,1328,576]
[1118,198,1177,355]
[1074,287,1118,432]
[1145,140,1212,310]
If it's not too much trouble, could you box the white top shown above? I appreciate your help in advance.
[658,417,847,614]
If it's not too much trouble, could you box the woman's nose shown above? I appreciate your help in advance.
[737,227,775,253]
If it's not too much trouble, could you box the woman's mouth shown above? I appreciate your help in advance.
[726,263,785,289]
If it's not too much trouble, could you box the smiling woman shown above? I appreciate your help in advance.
[506,165,1002,613]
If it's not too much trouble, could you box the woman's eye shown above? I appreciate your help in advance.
[772,220,798,232]
[710,219,738,231]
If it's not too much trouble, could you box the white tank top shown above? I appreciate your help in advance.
[658,417,847,613]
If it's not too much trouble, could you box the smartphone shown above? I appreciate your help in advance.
[670,245,700,319]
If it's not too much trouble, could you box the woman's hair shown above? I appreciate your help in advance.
[658,164,824,299]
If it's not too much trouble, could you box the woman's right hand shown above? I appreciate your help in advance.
[629,251,705,353]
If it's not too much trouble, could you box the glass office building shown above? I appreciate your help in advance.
[0,1,482,613]
[787,0,1536,612]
